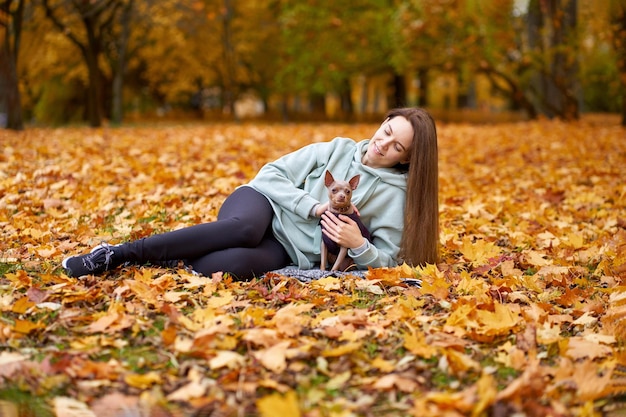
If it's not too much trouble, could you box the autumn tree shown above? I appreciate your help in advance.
[232,0,283,114]
[395,0,486,109]
[468,0,540,118]
[133,0,282,120]
[209,0,283,118]
[0,0,24,130]
[41,0,127,127]
[9,0,623,123]
[277,0,399,116]
[527,0,580,120]
[610,0,626,126]
[106,0,133,125]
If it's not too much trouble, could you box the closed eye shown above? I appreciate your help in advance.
[386,125,407,153]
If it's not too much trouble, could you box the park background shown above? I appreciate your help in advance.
[1,1,626,417]
[1,0,625,128]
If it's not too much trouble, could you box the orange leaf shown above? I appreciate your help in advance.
[11,296,35,314]
[13,319,45,335]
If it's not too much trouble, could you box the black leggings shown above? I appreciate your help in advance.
[120,186,291,280]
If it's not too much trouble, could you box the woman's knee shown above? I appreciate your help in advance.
[190,241,290,280]
[229,218,267,247]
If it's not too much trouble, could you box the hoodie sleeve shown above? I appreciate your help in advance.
[247,138,352,219]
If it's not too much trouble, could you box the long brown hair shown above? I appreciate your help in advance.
[388,108,439,266]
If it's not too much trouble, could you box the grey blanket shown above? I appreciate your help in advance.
[265,267,421,287]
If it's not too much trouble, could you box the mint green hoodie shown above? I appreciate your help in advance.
[246,137,407,269]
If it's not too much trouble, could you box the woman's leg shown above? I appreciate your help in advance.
[62,187,277,277]
[120,186,274,263]
[189,228,291,280]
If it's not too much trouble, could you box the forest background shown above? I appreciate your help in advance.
[1,0,626,129]
[1,1,626,416]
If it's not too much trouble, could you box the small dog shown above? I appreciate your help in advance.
[320,170,371,271]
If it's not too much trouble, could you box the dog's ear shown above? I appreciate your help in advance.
[325,170,335,187]
[349,175,360,190]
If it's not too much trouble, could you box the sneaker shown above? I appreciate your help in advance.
[62,243,123,277]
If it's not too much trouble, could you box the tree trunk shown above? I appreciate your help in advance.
[42,0,121,127]
[111,0,133,125]
[527,0,579,120]
[480,62,538,119]
[549,0,579,120]
[388,73,406,108]
[309,93,326,117]
[417,68,429,107]
[221,0,237,119]
[0,0,24,130]
[83,14,104,127]
[340,78,353,117]
[611,1,626,126]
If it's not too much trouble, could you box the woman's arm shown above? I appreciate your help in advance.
[248,138,351,219]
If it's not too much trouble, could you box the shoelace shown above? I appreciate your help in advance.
[82,246,114,272]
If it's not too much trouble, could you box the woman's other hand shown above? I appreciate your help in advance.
[321,212,365,249]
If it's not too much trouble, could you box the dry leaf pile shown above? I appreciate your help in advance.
[0,120,625,416]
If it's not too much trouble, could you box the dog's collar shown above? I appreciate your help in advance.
[332,206,352,214]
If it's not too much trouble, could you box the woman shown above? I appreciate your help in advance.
[62,107,439,280]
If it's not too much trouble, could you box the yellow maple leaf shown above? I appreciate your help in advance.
[403,329,437,358]
[460,236,502,266]
[124,371,162,389]
[206,290,235,309]
[474,302,522,337]
[125,279,160,306]
[310,276,341,291]
[370,356,396,372]
[416,263,449,299]
[256,390,301,417]
[321,341,362,357]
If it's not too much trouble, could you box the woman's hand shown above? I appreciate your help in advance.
[315,202,330,217]
[321,212,365,249]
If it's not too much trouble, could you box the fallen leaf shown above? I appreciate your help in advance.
[53,397,96,417]
[254,340,291,373]
[256,390,301,417]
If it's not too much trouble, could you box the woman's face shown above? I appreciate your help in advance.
[362,116,413,168]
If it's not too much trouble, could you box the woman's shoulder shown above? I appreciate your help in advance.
[326,137,359,147]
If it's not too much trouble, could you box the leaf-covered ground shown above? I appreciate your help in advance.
[0,119,625,417]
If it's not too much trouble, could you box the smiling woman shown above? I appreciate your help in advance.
[62,107,440,280]
[361,116,413,168]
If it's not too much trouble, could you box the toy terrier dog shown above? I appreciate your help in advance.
[320,170,371,271]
